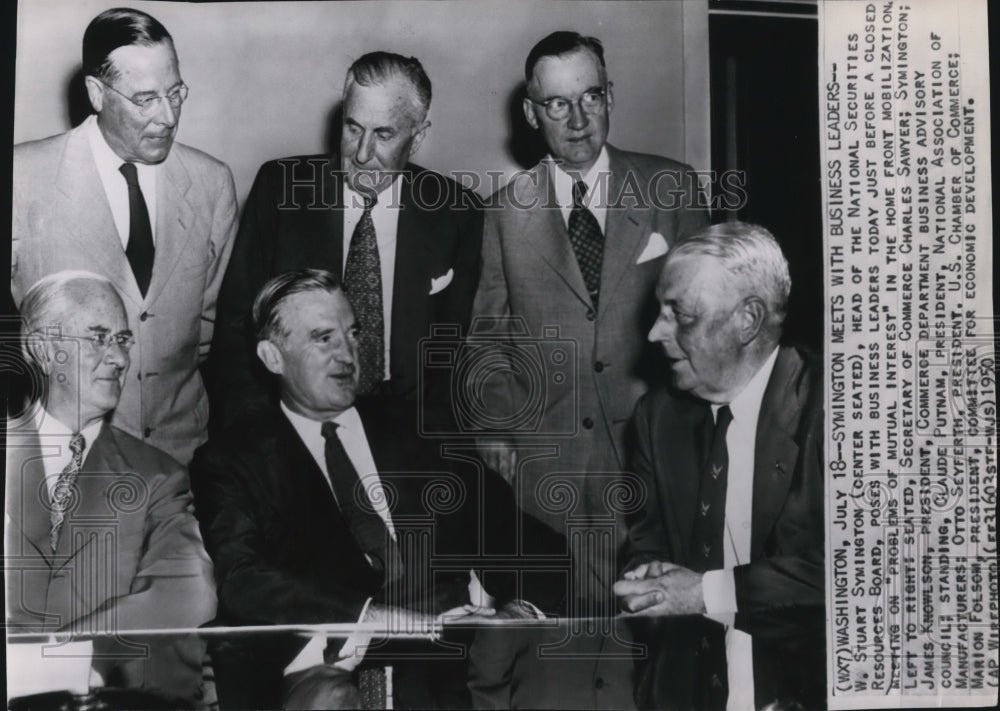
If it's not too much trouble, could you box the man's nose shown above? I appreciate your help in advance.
[648,316,672,343]
[355,132,376,165]
[104,341,130,368]
[153,96,178,127]
[567,100,590,130]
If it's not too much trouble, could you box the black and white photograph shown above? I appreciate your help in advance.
[3,1,995,710]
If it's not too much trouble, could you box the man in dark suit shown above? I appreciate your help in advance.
[191,270,564,710]
[5,271,217,704]
[208,51,482,431]
[614,222,824,710]
[12,8,238,464]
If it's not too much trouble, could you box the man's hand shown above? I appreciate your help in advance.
[476,438,518,484]
[613,565,706,616]
[622,559,677,581]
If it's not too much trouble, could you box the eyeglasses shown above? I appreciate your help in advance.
[98,79,189,115]
[528,82,612,121]
[46,330,136,353]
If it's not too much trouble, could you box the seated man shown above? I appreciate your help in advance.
[5,271,217,704]
[190,269,564,710]
[614,223,824,711]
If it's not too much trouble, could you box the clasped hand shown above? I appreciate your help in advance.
[613,560,706,616]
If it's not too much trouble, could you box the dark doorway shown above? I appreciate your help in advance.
[710,1,822,352]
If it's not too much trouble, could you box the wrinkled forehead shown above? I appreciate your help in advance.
[344,75,425,123]
[278,288,354,331]
[56,280,126,323]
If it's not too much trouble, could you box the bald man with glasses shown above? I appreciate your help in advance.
[11,7,238,465]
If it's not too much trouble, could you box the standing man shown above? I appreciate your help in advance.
[614,223,824,710]
[209,51,483,431]
[6,271,217,704]
[12,7,238,464]
[472,31,708,603]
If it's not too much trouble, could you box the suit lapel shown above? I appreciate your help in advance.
[325,162,346,273]
[145,152,196,305]
[519,165,592,307]
[5,426,56,564]
[53,127,134,297]
[599,146,653,320]
[53,424,131,565]
[751,349,804,559]
[391,172,436,381]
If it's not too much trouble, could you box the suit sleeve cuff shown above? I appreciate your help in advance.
[702,569,737,614]
[283,598,374,676]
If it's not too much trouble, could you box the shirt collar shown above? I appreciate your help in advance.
[715,347,780,424]
[548,145,610,208]
[34,406,104,445]
[343,178,402,213]
[280,401,361,439]
[86,113,157,180]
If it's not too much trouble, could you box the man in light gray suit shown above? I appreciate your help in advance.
[468,31,707,709]
[473,31,708,604]
[11,7,237,464]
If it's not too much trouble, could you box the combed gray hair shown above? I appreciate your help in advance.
[19,270,116,344]
[253,268,343,343]
[668,222,791,335]
[344,51,432,121]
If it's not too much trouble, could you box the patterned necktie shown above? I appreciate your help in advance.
[320,422,402,585]
[119,162,155,297]
[50,433,85,552]
[567,180,604,310]
[343,193,385,394]
[689,405,733,572]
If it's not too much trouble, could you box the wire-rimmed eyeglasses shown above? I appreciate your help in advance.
[97,79,189,116]
[527,82,612,121]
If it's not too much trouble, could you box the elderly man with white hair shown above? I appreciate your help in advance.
[5,270,216,704]
[615,222,824,711]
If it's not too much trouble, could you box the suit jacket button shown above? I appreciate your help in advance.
[585,309,596,321]
[139,312,149,322]
[594,677,604,689]
[143,427,153,438]
[582,417,594,430]
[594,361,604,373]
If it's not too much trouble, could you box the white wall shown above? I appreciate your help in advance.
[15,0,710,204]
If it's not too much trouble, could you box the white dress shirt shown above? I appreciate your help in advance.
[342,182,400,382]
[548,145,610,234]
[86,115,158,248]
[701,347,779,711]
[280,403,396,674]
[33,409,104,500]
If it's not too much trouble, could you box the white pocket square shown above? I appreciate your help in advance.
[429,269,454,295]
[636,232,669,264]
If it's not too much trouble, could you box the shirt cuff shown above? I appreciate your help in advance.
[702,569,737,614]
[283,598,374,676]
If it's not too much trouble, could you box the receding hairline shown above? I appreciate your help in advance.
[526,46,608,91]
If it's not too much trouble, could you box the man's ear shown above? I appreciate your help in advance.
[738,297,768,345]
[23,334,52,376]
[409,119,431,156]
[523,97,540,130]
[83,75,105,113]
[256,340,284,375]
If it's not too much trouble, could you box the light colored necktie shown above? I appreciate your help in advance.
[50,433,85,552]
[343,193,385,394]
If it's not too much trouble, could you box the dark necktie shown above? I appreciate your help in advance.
[567,180,604,310]
[689,405,733,572]
[320,421,401,584]
[119,162,155,297]
[342,194,385,394]
[50,433,85,552]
